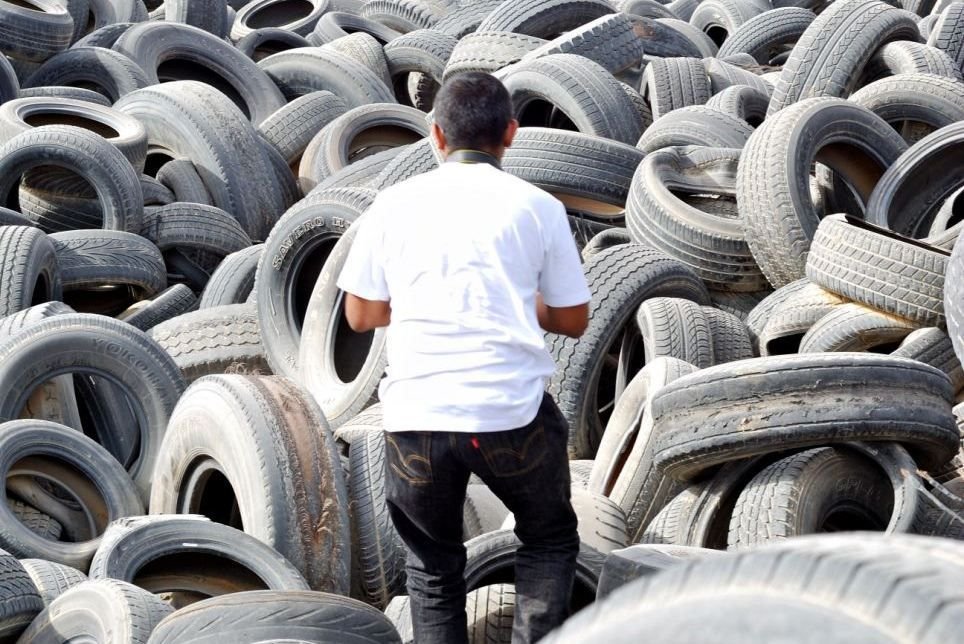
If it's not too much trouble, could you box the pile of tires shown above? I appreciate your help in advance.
[0,0,961,640]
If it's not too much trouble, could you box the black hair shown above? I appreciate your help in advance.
[433,72,514,151]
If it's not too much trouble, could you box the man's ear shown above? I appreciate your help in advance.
[431,122,447,154]
[503,119,519,149]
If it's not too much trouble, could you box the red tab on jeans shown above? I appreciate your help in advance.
[470,436,480,449]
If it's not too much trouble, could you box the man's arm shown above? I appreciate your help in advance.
[344,293,391,332]
[537,293,588,338]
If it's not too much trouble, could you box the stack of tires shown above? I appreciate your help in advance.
[0,0,960,640]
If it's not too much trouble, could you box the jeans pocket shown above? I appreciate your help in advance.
[385,432,433,485]
[478,423,549,478]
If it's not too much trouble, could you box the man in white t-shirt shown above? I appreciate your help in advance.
[337,72,591,644]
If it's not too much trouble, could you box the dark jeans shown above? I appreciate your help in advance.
[384,393,579,644]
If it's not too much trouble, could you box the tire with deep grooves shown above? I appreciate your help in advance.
[546,244,709,459]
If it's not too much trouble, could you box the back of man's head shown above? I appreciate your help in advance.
[433,72,514,152]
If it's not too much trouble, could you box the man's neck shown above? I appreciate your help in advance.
[444,148,503,169]
[443,146,504,161]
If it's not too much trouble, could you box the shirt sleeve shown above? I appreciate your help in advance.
[336,207,390,302]
[539,201,591,308]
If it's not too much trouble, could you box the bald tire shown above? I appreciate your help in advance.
[893,327,964,394]
[649,353,960,481]
[198,244,263,309]
[595,544,722,599]
[18,580,173,644]
[540,534,964,642]
[147,590,402,644]
[149,375,350,594]
[797,302,920,353]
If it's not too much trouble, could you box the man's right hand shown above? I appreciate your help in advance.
[537,294,589,338]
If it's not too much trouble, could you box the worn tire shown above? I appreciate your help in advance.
[117,284,198,332]
[628,145,764,291]
[766,0,922,115]
[347,429,407,609]
[866,120,964,237]
[116,81,284,241]
[147,590,402,643]
[641,57,711,120]
[17,579,172,644]
[590,357,698,541]
[798,302,920,353]
[258,187,372,379]
[89,515,310,597]
[717,7,816,64]
[541,534,964,642]
[805,214,948,326]
[727,443,922,548]
[756,281,846,356]
[476,0,615,39]
[18,559,86,606]
[547,244,709,458]
[737,97,907,287]
[257,90,348,166]
[650,353,959,480]
[149,303,270,382]
[502,127,644,220]
[0,548,45,640]
[149,375,350,594]
[113,21,286,125]
[0,314,184,499]
[0,419,143,569]
[298,218,389,429]
[635,106,754,153]
[0,226,61,319]
[502,53,643,145]
[50,230,166,299]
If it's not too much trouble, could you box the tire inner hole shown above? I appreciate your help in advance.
[156,59,251,120]
[22,112,120,140]
[332,290,374,383]
[246,0,313,29]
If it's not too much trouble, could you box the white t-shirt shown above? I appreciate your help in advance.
[336,161,591,433]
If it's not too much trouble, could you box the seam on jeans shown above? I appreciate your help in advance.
[389,462,432,486]
[386,433,433,484]
[480,424,548,478]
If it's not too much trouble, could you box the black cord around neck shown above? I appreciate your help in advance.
[445,149,502,170]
